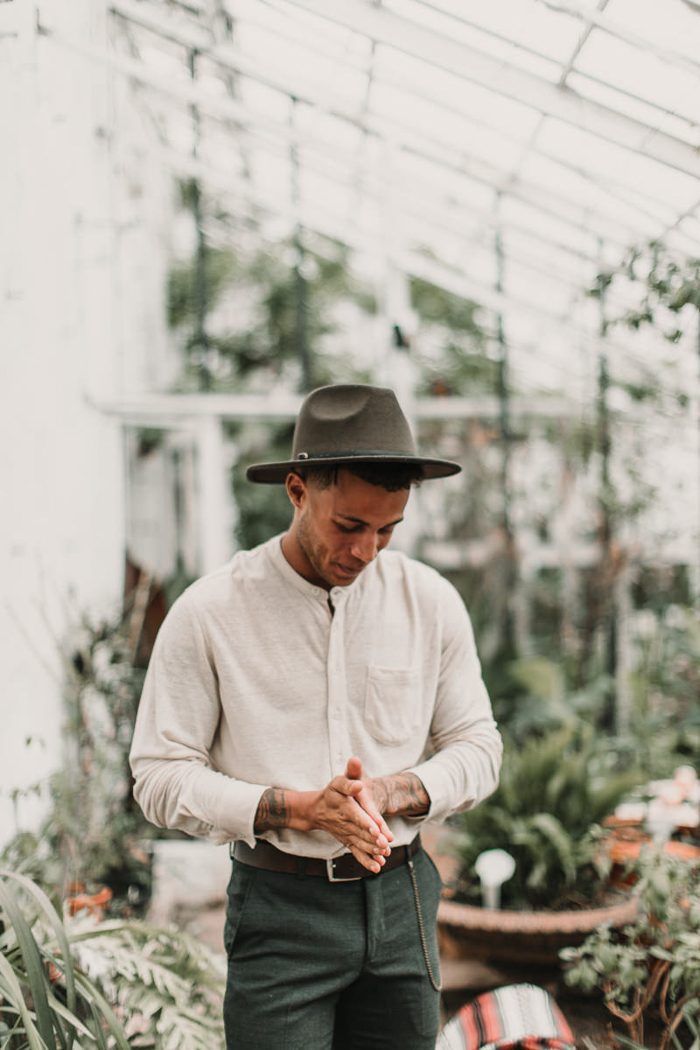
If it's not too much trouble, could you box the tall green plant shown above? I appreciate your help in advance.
[454,726,643,909]
[3,610,155,912]
[0,869,130,1049]
[624,606,700,778]
[0,869,226,1049]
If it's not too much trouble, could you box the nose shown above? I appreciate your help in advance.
[350,533,379,565]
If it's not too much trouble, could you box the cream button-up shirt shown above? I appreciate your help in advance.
[129,534,502,858]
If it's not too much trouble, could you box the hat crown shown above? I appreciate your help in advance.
[292,384,416,460]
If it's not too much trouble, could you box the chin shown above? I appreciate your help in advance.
[330,563,362,584]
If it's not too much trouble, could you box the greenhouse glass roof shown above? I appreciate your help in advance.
[100,0,700,402]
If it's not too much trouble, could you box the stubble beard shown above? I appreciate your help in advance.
[296,513,331,587]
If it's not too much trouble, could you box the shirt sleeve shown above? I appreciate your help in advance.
[406,579,502,824]
[128,591,268,847]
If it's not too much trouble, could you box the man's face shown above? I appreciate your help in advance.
[293,468,410,589]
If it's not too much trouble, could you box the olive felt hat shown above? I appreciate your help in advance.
[245,384,461,484]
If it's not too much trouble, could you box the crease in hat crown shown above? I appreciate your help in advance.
[245,383,461,484]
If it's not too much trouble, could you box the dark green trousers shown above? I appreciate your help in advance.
[223,847,442,1049]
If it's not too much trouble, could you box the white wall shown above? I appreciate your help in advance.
[0,0,172,847]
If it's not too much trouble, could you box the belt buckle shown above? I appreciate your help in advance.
[326,857,363,882]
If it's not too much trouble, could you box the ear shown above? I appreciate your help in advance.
[285,471,307,511]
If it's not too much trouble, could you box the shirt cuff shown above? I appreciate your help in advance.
[175,764,268,847]
[211,778,269,847]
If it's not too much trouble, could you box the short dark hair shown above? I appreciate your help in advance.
[292,462,422,493]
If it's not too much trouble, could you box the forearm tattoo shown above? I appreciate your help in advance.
[379,773,430,817]
[254,788,290,833]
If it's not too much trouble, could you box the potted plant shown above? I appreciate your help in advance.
[438,725,643,966]
[561,848,700,1050]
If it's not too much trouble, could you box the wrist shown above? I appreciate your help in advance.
[291,789,320,832]
[373,773,430,818]
[254,787,317,834]
[368,777,389,815]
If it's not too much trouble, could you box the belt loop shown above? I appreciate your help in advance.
[295,855,306,880]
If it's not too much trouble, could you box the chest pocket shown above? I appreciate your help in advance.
[364,665,422,746]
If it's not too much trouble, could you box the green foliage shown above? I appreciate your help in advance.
[409,277,492,396]
[420,344,499,397]
[0,868,131,1048]
[0,869,225,1049]
[168,227,376,392]
[410,277,484,333]
[620,606,700,779]
[68,920,225,1048]
[134,428,166,457]
[1,612,155,912]
[167,247,237,330]
[491,655,612,745]
[227,421,295,549]
[562,850,700,1050]
[228,245,375,388]
[541,417,597,467]
[590,241,700,345]
[453,725,643,909]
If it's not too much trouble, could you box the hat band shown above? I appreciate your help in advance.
[295,449,417,461]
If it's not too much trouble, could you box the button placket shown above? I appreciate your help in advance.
[326,595,349,773]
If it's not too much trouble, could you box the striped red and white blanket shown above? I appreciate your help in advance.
[436,983,576,1050]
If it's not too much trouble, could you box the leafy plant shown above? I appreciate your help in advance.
[562,849,700,1050]
[227,420,296,550]
[0,868,226,1049]
[0,868,130,1048]
[167,220,377,394]
[167,246,238,331]
[68,919,225,1048]
[409,276,492,397]
[2,610,156,914]
[453,725,643,910]
[622,605,700,779]
[590,242,700,345]
[493,656,612,744]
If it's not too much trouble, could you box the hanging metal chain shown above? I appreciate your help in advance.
[407,858,442,993]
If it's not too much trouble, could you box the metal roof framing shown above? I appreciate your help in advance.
[282,0,700,178]
[110,0,698,247]
[82,0,700,402]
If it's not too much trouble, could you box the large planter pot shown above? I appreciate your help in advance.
[437,892,638,967]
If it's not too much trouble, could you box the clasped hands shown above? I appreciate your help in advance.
[312,756,393,874]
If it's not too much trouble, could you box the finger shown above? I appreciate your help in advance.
[331,776,364,798]
[347,831,390,856]
[345,798,386,842]
[354,790,393,843]
[345,756,363,780]
[344,821,385,852]
[348,843,383,874]
[331,787,383,837]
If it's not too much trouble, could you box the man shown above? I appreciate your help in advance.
[129,383,502,1049]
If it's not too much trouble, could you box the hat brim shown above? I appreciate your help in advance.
[245,454,462,484]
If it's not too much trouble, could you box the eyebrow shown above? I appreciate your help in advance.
[337,514,404,528]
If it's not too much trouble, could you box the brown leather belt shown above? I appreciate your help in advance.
[231,835,422,882]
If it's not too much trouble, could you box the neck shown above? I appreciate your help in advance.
[280,528,330,591]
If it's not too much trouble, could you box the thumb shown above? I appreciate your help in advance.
[345,756,363,780]
[334,776,364,797]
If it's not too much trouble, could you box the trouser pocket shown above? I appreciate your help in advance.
[223,860,257,958]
